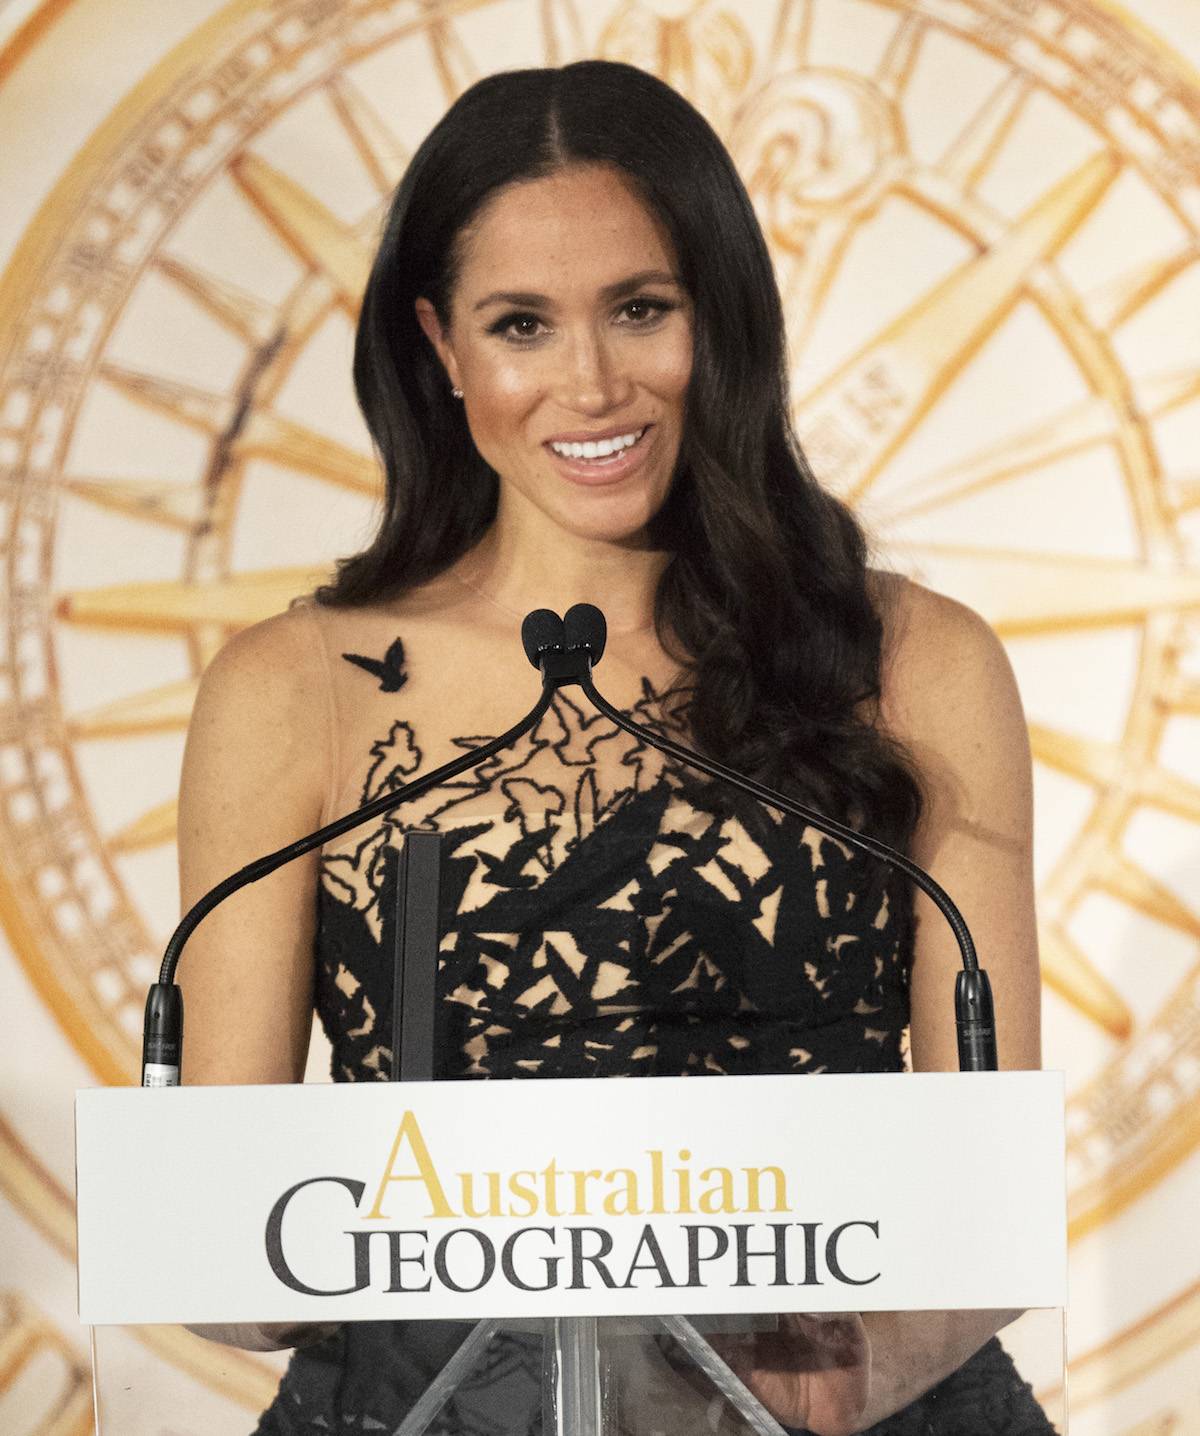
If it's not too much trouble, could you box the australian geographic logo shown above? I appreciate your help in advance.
[265,1112,881,1297]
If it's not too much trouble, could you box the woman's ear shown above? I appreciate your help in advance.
[414,297,462,393]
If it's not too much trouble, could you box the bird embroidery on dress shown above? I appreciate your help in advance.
[313,664,911,1087]
[342,636,408,692]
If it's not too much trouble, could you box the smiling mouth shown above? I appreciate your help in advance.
[547,425,649,464]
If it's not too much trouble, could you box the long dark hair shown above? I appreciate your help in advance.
[321,60,922,848]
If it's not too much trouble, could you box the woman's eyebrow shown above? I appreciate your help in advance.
[472,269,683,312]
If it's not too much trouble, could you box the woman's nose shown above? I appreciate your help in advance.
[557,330,633,414]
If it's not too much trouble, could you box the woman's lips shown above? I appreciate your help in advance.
[543,425,654,486]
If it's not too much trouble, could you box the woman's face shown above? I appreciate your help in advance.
[416,164,693,548]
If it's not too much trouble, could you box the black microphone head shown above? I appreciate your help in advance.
[563,603,607,666]
[521,608,565,668]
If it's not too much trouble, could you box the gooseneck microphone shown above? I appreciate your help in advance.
[143,600,996,1084]
[538,603,998,1073]
[141,680,559,1085]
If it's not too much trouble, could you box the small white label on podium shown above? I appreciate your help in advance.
[76,1071,1066,1324]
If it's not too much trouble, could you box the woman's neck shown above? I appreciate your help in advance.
[451,522,669,635]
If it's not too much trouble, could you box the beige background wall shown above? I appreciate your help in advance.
[1,1,1198,1430]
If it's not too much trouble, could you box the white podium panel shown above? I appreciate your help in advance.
[78,1073,1067,1433]
[77,1072,1065,1325]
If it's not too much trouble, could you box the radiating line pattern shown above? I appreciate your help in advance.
[0,0,1198,1426]
[0,1291,93,1436]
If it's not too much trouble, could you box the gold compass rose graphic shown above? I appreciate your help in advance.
[1,0,1199,1424]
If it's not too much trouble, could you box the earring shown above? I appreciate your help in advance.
[451,387,463,399]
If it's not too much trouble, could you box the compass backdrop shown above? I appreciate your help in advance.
[1,0,1199,1431]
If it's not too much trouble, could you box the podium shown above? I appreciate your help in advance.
[77,1072,1067,1433]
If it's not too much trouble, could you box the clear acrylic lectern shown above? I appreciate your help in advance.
[88,1307,1066,1433]
[80,1068,1068,1434]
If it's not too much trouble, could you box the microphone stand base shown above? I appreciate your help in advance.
[386,1315,788,1436]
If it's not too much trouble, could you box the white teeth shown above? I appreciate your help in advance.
[550,427,645,460]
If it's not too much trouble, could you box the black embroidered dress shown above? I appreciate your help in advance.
[253,606,1053,1436]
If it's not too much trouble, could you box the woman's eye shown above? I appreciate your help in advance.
[487,298,674,342]
[491,313,546,342]
[619,297,672,325]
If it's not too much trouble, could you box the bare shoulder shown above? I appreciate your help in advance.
[872,573,1021,734]
[184,604,332,813]
[192,604,324,724]
[870,573,1030,825]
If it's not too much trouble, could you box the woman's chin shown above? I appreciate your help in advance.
[548,486,674,549]
[553,515,659,550]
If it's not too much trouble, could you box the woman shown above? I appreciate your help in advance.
[179,60,1048,1435]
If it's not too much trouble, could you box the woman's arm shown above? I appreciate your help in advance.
[882,577,1041,1076]
[853,580,1039,1424]
[728,579,1042,1434]
[176,608,331,1086]
[857,580,1040,1425]
[176,608,337,1349]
